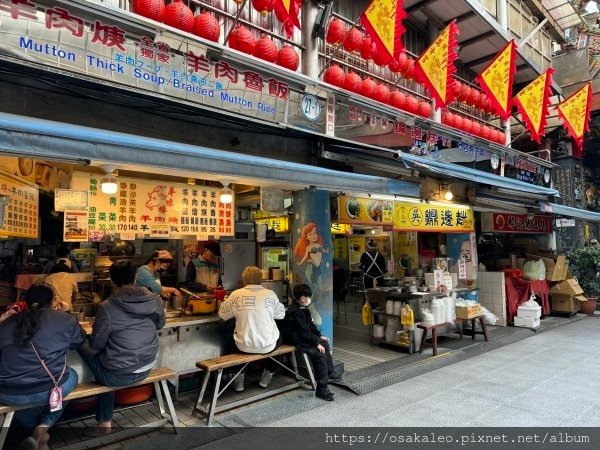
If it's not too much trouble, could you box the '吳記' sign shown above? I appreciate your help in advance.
[393,202,474,232]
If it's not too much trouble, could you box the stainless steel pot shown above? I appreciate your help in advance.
[171,295,187,310]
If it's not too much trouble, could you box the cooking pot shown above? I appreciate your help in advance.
[171,295,187,311]
[189,297,216,314]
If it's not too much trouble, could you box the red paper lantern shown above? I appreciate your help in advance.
[193,12,220,42]
[389,60,402,73]
[453,114,463,130]
[461,118,473,133]
[481,126,491,140]
[360,36,374,61]
[255,35,278,63]
[373,84,391,104]
[323,64,345,87]
[360,78,377,98]
[471,121,482,136]
[164,0,194,33]
[132,0,165,22]
[373,49,389,67]
[343,27,363,53]
[326,18,346,45]
[389,90,406,110]
[443,112,455,127]
[405,95,419,114]
[453,81,465,100]
[343,72,362,93]
[496,130,506,144]
[418,101,432,118]
[277,45,300,70]
[404,58,415,79]
[229,26,256,55]
[251,0,274,15]
[396,53,409,73]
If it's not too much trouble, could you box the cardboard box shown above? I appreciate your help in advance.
[549,279,584,296]
[517,304,542,319]
[514,316,540,328]
[526,254,568,282]
[455,304,482,319]
[551,294,586,313]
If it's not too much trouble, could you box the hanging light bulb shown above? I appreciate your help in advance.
[219,181,233,204]
[100,165,118,195]
[440,184,453,201]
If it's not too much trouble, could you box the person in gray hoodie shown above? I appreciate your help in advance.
[78,260,165,434]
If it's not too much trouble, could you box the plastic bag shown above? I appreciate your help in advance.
[422,308,435,325]
[445,293,456,324]
[522,294,540,309]
[481,306,499,325]
[385,317,400,343]
[401,304,414,330]
[523,260,546,281]
[362,301,373,326]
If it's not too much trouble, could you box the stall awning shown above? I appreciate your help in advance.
[540,202,600,222]
[0,112,419,197]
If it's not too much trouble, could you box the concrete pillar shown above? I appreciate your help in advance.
[497,0,508,30]
[291,189,334,343]
[427,20,442,122]
[301,0,320,79]
[504,118,512,147]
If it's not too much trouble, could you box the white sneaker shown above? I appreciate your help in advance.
[259,369,274,388]
[232,373,245,392]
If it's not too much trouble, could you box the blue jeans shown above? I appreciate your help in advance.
[78,345,150,422]
[0,367,78,428]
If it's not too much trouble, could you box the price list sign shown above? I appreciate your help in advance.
[0,173,38,238]
[71,173,234,239]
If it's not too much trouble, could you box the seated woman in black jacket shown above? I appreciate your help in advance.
[0,283,85,450]
[281,284,342,402]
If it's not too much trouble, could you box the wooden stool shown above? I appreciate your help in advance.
[417,320,463,356]
[465,315,489,341]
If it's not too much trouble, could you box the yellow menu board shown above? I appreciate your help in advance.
[331,222,351,235]
[394,232,418,277]
[0,173,38,238]
[338,196,393,225]
[393,201,474,232]
[254,216,289,233]
[348,235,366,269]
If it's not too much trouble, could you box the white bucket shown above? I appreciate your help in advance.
[372,325,385,338]
[385,300,394,315]
[393,301,402,316]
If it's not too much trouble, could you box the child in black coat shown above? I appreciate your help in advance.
[282,284,342,401]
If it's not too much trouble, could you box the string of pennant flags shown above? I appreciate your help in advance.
[351,0,592,151]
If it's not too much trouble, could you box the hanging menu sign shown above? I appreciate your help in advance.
[393,201,474,232]
[54,189,88,212]
[71,173,234,239]
[63,210,89,242]
[337,196,394,225]
[0,173,38,239]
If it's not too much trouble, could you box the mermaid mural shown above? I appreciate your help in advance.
[294,222,329,326]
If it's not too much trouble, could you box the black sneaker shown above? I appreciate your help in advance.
[316,388,335,401]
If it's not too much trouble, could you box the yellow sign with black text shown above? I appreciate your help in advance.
[254,216,289,233]
[338,196,393,225]
[393,202,473,232]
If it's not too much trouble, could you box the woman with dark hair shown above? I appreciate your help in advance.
[45,261,78,312]
[0,283,85,450]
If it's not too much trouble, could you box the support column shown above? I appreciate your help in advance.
[497,0,508,30]
[301,1,320,79]
[291,189,334,343]
[427,20,442,122]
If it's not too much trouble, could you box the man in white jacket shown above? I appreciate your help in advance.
[219,266,285,391]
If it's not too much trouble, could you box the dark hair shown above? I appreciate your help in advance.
[204,241,221,257]
[109,260,137,287]
[14,283,54,346]
[293,283,312,300]
[50,261,72,274]
[56,245,70,258]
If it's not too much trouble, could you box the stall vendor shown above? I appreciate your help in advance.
[359,239,387,289]
[136,250,181,298]
[186,241,222,291]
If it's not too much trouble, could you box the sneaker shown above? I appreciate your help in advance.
[232,373,245,392]
[258,369,274,388]
[315,388,335,401]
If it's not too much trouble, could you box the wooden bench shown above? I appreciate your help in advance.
[418,315,489,356]
[192,344,315,426]
[0,367,179,449]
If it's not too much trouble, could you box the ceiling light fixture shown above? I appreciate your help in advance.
[100,165,118,195]
[440,184,453,201]
[219,180,234,204]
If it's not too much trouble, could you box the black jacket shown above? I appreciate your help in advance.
[0,309,85,394]
[281,302,321,347]
[91,286,165,374]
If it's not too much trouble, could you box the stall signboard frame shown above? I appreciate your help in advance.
[480,212,552,234]
[393,201,474,232]
[0,172,38,239]
[337,196,394,225]
[71,173,234,240]
[254,215,289,233]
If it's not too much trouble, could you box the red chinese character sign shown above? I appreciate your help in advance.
[360,0,407,67]
[475,40,517,121]
[274,0,302,39]
[512,68,554,143]
[0,173,39,239]
[557,82,592,153]
[412,21,459,109]
[71,173,234,239]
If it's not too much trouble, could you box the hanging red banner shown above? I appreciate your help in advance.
[513,68,554,143]
[557,82,592,152]
[412,21,459,109]
[274,0,302,39]
[360,0,407,67]
[475,40,517,121]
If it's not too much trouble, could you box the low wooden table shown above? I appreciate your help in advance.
[417,315,489,356]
